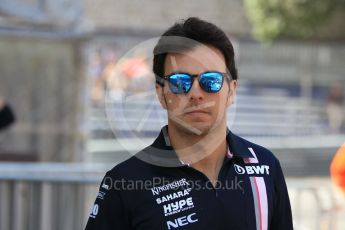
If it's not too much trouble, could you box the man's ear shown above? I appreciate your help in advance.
[155,84,167,109]
[226,80,237,106]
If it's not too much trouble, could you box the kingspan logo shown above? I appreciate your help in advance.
[234,164,270,175]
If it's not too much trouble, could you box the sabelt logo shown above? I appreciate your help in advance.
[234,164,270,175]
[89,204,99,219]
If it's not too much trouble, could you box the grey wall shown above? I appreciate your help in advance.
[0,36,86,162]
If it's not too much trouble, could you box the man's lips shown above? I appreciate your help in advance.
[183,108,211,118]
[170,101,216,116]
[183,102,214,113]
[184,109,209,115]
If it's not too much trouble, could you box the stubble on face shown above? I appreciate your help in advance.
[168,100,227,137]
[162,45,230,137]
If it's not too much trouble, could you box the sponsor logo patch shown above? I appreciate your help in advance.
[156,188,191,204]
[166,212,198,229]
[97,191,106,200]
[89,204,99,219]
[163,197,195,216]
[234,164,270,175]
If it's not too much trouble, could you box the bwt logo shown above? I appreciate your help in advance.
[234,164,270,175]
[166,213,198,229]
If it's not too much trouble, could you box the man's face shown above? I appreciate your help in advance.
[156,45,237,136]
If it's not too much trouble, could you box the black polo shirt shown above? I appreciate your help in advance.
[85,126,293,230]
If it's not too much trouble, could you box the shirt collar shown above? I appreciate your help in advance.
[226,128,255,159]
[141,125,254,167]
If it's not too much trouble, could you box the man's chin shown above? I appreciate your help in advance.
[174,121,213,136]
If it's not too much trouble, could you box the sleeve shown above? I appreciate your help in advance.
[0,104,15,130]
[270,159,293,230]
[84,172,131,230]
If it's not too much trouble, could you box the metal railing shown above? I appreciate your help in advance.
[0,163,344,230]
[0,163,111,230]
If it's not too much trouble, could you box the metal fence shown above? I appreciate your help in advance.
[0,163,345,230]
[0,163,110,230]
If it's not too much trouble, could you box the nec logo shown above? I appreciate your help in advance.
[234,164,270,175]
[166,213,198,229]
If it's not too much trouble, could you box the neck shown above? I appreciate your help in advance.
[167,122,228,183]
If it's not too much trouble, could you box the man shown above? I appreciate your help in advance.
[85,17,293,230]
[0,97,15,130]
[330,143,345,193]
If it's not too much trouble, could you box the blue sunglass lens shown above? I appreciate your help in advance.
[168,74,192,94]
[199,72,223,92]
[167,72,224,94]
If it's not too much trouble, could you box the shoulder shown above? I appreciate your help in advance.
[233,134,288,187]
[232,133,281,167]
[104,149,157,181]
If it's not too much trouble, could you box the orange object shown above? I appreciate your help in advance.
[330,143,345,193]
[121,58,150,79]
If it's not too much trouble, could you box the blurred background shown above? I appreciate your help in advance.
[0,0,345,229]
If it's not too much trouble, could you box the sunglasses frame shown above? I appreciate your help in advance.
[156,71,231,94]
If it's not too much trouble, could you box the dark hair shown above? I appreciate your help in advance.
[153,17,238,81]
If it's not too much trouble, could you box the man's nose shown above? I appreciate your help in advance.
[188,78,204,101]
